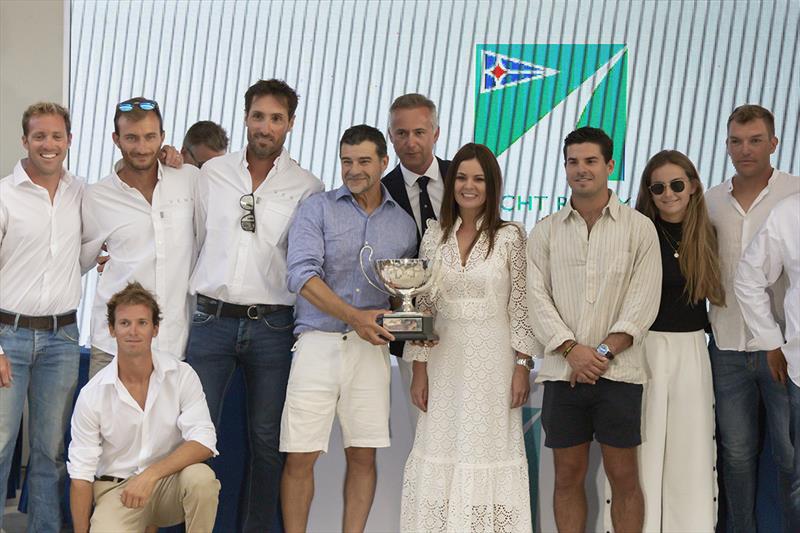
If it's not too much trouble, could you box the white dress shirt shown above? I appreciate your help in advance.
[67,353,218,482]
[735,193,800,386]
[0,162,83,347]
[706,169,800,351]
[80,163,199,358]
[190,148,323,305]
[400,158,444,231]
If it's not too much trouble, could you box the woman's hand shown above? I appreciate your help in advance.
[410,361,429,412]
[510,365,531,408]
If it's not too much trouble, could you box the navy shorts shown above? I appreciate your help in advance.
[541,378,643,449]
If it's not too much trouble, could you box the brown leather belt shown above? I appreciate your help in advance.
[196,294,291,320]
[0,310,77,331]
[95,475,126,483]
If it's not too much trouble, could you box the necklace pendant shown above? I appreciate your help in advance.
[673,252,680,258]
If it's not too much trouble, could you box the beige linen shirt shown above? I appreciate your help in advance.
[526,191,662,384]
[706,169,800,352]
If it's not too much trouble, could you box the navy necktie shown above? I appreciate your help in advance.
[417,175,436,237]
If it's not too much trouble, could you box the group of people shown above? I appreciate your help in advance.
[0,74,796,533]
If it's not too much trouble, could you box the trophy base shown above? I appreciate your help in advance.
[379,313,437,341]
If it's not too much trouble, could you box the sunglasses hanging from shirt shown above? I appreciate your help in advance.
[648,179,687,195]
[240,193,256,232]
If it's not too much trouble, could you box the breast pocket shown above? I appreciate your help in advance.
[257,199,296,246]
[161,203,195,245]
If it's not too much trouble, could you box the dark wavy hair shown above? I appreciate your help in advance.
[439,143,509,258]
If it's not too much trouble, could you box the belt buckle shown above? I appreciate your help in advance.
[246,305,260,320]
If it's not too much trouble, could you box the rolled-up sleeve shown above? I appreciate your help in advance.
[67,391,103,482]
[609,220,662,347]
[526,220,576,355]
[177,366,219,457]
[287,194,326,294]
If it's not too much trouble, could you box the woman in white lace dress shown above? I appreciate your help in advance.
[401,143,536,532]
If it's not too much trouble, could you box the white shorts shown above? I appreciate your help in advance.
[279,330,391,453]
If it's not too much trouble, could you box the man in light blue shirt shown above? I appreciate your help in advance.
[280,124,416,532]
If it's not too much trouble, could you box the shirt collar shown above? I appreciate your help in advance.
[335,182,398,209]
[241,147,290,174]
[453,214,486,231]
[100,350,177,386]
[112,161,164,187]
[12,159,74,188]
[557,189,620,223]
[400,158,441,187]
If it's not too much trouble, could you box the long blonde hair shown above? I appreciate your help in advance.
[635,150,725,306]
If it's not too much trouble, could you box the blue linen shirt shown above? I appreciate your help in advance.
[287,184,417,335]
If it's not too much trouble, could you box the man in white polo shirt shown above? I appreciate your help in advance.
[0,102,83,532]
[68,282,219,533]
[187,79,323,531]
[706,104,800,532]
[81,97,200,376]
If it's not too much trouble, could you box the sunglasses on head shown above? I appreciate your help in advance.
[648,179,687,195]
[240,193,256,232]
[117,100,159,112]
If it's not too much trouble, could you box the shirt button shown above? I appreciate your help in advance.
[355,288,360,293]
[342,335,348,341]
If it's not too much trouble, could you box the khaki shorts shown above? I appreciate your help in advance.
[279,330,391,453]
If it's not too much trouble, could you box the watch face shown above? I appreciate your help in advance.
[597,344,610,356]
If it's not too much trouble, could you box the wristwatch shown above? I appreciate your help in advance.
[516,357,534,371]
[596,343,615,360]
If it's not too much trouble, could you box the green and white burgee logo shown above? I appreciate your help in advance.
[476,44,628,181]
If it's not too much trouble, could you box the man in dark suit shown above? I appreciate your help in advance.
[381,94,450,427]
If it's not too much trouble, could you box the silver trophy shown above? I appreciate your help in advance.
[359,244,438,341]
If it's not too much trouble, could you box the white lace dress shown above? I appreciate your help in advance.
[401,219,536,533]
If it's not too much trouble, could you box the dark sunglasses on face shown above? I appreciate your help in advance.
[117,100,159,112]
[240,193,256,232]
[649,179,687,195]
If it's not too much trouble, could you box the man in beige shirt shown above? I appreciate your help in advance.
[705,104,799,532]
[527,127,661,533]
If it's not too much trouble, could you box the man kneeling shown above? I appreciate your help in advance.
[68,282,220,532]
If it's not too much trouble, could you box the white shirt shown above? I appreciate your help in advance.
[735,194,800,386]
[400,158,444,231]
[81,163,200,358]
[67,353,218,482]
[0,162,83,343]
[706,169,800,351]
[190,148,323,305]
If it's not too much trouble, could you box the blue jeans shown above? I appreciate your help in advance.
[788,378,800,532]
[709,338,794,533]
[0,322,80,533]
[186,306,295,533]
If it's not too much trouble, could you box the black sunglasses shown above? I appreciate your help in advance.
[117,100,159,112]
[185,145,208,169]
[648,179,687,195]
[240,193,256,232]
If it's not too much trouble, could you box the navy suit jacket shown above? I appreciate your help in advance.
[381,157,451,249]
[381,156,450,356]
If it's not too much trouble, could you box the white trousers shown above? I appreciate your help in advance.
[604,330,717,532]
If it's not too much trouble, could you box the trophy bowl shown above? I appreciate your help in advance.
[373,258,433,312]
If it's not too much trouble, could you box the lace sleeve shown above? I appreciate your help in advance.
[507,225,536,356]
[403,222,440,363]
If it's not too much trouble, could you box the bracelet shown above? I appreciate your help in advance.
[562,341,578,358]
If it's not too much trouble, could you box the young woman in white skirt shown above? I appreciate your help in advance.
[628,150,726,532]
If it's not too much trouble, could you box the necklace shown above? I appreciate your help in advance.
[657,222,681,258]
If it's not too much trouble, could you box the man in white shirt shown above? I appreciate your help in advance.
[0,102,83,532]
[735,193,800,531]
[705,104,800,532]
[381,93,451,426]
[187,79,323,532]
[81,97,200,377]
[68,282,219,533]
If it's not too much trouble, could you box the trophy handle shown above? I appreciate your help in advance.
[359,244,393,296]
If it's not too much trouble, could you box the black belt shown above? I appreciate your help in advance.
[0,310,77,331]
[196,294,291,320]
[95,475,126,483]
